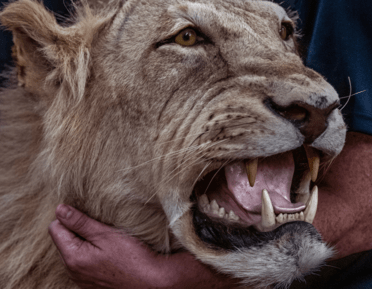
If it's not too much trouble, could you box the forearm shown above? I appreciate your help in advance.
[314,132,372,259]
[161,252,239,289]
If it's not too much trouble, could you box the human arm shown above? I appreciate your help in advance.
[314,131,372,259]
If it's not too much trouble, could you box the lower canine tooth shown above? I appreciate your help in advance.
[304,186,318,224]
[261,189,276,230]
[246,158,258,187]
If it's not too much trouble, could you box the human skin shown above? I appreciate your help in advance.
[48,132,372,289]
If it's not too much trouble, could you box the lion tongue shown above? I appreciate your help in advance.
[224,152,305,216]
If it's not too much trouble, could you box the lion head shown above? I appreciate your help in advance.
[0,0,346,288]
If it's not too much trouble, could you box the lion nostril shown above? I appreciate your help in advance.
[276,105,308,123]
[266,100,309,126]
[266,99,339,144]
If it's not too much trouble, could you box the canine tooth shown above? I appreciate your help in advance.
[218,207,225,218]
[304,146,320,182]
[261,189,276,230]
[304,186,318,224]
[300,211,305,221]
[199,194,209,207]
[276,213,284,224]
[246,158,258,187]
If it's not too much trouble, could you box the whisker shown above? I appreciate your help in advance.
[339,90,366,99]
[340,77,353,111]
[116,145,201,172]
[191,161,213,189]
[144,152,209,205]
[203,158,231,196]
[144,140,228,204]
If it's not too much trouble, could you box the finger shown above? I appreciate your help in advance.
[55,204,113,244]
[48,219,84,262]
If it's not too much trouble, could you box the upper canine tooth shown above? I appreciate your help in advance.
[304,186,318,224]
[261,189,276,230]
[304,146,320,182]
[246,158,258,187]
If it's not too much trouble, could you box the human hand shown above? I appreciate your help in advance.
[48,204,236,289]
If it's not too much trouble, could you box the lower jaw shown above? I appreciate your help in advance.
[192,203,320,251]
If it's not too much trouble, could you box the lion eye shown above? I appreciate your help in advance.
[279,22,294,41]
[175,28,197,46]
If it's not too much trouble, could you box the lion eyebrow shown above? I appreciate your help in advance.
[116,0,140,42]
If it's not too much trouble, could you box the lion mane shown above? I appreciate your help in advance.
[0,0,346,288]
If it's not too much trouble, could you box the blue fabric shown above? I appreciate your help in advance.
[288,0,372,136]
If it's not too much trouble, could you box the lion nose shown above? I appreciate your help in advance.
[266,99,340,143]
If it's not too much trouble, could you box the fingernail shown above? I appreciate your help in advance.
[57,204,72,219]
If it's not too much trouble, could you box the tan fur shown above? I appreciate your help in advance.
[0,0,346,288]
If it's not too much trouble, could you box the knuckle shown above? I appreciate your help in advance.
[64,254,85,272]
[73,214,89,233]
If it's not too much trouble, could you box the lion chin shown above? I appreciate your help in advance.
[0,0,346,288]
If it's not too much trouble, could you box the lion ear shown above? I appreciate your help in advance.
[0,0,108,100]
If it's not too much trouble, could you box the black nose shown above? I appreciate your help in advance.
[266,99,340,143]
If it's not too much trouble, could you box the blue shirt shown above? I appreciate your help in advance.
[284,0,372,136]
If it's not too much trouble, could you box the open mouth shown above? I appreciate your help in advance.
[192,145,321,240]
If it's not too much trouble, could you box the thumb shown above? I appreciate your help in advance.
[55,204,113,243]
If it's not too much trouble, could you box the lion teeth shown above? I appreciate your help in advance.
[275,212,305,224]
[246,158,258,187]
[276,213,284,223]
[300,211,305,221]
[211,199,219,215]
[198,195,239,221]
[228,210,239,221]
[304,146,320,182]
[304,186,318,224]
[218,207,225,218]
[261,189,276,230]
